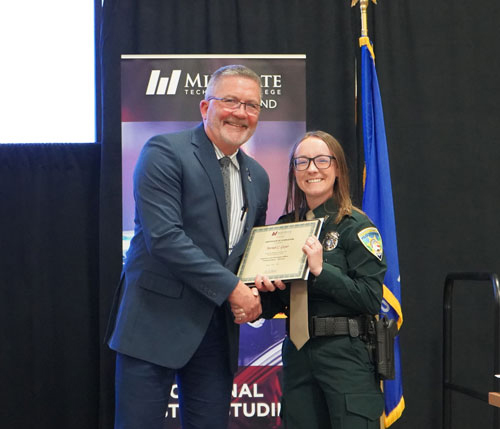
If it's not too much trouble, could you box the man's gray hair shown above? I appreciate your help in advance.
[205,64,262,99]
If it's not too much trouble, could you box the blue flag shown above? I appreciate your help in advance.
[360,37,405,427]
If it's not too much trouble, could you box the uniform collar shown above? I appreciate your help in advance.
[309,198,340,220]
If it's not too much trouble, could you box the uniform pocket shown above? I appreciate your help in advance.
[137,270,183,298]
[345,393,384,421]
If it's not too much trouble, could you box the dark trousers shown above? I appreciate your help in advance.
[281,336,383,429]
[114,309,233,429]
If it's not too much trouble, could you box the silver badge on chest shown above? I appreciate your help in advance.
[322,231,339,251]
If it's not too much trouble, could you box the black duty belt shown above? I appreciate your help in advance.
[310,316,367,338]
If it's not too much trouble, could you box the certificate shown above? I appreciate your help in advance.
[237,218,324,283]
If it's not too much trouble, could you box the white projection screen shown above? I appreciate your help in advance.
[0,1,97,144]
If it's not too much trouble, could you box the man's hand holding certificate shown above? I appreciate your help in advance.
[237,219,324,284]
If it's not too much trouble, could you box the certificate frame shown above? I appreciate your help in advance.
[237,218,324,283]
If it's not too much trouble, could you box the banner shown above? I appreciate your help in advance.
[121,54,306,428]
[359,39,405,426]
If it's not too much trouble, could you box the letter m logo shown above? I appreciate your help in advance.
[146,70,182,95]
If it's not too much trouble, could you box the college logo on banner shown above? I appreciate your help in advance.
[145,70,183,95]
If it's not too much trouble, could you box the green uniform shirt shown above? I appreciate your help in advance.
[261,198,387,319]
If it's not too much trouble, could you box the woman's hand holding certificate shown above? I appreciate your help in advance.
[236,219,324,283]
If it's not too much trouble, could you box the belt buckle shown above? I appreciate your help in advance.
[348,318,359,337]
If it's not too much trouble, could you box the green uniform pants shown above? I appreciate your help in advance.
[280,335,383,429]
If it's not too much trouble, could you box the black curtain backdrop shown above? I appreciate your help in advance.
[0,144,101,428]
[2,1,500,428]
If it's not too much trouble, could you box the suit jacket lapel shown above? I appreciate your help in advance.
[191,124,229,241]
[237,150,256,235]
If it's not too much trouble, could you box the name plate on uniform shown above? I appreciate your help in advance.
[237,219,324,283]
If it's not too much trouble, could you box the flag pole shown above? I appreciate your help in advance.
[351,0,376,38]
[360,0,369,37]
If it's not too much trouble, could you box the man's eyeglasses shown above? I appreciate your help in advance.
[207,97,261,116]
[292,155,336,171]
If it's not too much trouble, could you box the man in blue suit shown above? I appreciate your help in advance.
[106,65,270,429]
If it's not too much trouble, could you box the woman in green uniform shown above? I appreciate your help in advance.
[246,130,387,428]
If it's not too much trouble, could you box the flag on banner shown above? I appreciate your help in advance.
[359,36,405,427]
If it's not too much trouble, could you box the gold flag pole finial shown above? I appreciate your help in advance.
[351,0,376,38]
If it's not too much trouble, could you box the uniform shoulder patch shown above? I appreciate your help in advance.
[357,227,383,261]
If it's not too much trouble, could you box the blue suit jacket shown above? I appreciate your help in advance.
[106,124,269,373]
